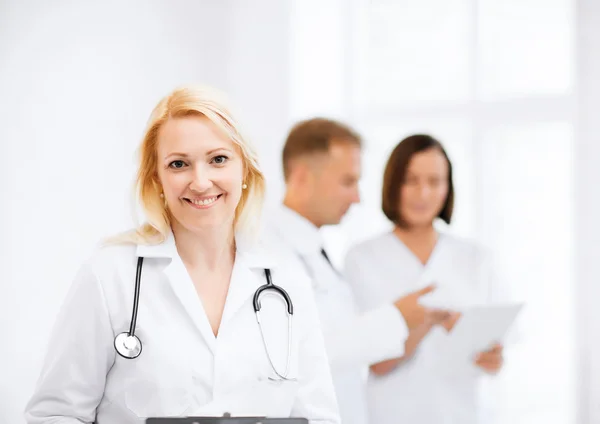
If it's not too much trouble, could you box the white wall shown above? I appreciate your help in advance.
[575,0,600,422]
[224,0,292,209]
[0,1,233,422]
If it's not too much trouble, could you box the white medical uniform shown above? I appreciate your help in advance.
[264,206,409,424]
[25,230,340,424]
[344,230,502,424]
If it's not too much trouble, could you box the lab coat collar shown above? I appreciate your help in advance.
[272,205,324,257]
[134,227,277,351]
[134,228,277,270]
[135,230,177,258]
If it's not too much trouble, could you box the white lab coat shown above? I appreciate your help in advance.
[25,230,340,424]
[344,230,504,424]
[264,206,408,424]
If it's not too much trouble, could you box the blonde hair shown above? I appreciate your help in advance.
[111,85,265,245]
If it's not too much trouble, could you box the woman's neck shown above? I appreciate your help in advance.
[393,224,439,265]
[394,224,437,243]
[171,221,236,271]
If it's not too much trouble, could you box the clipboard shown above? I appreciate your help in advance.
[437,303,523,374]
[146,418,308,424]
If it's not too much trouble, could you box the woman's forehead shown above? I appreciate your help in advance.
[157,116,237,155]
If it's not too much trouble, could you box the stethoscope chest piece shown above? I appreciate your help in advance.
[114,332,142,359]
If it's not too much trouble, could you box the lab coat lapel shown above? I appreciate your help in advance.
[220,245,277,329]
[163,255,217,351]
[137,231,217,352]
[135,231,276,348]
[220,258,263,328]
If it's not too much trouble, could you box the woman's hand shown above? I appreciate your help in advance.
[370,309,449,375]
[370,357,402,375]
[474,343,504,374]
[440,311,462,332]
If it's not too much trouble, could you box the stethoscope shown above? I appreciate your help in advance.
[113,257,296,381]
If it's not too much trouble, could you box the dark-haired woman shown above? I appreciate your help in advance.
[344,134,505,424]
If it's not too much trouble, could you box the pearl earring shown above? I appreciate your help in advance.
[160,193,164,198]
[242,183,248,190]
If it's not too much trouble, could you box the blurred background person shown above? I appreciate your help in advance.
[345,134,506,424]
[264,119,450,424]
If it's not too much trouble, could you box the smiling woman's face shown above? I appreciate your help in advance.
[156,115,244,234]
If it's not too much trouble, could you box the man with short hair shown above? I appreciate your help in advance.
[265,118,448,424]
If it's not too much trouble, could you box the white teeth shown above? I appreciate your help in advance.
[190,196,218,206]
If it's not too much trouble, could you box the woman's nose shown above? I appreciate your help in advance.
[189,166,214,192]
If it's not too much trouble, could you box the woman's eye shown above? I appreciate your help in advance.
[212,155,228,165]
[169,160,186,169]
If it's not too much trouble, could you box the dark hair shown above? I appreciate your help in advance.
[282,118,361,180]
[381,134,454,227]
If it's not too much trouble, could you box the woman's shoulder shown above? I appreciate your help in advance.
[237,233,303,279]
[345,231,396,261]
[58,235,142,305]
[81,230,147,278]
[255,242,309,288]
[441,231,486,250]
[91,240,138,263]
[243,241,319,318]
[440,232,492,262]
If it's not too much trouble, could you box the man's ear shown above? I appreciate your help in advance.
[288,153,326,186]
[287,158,309,185]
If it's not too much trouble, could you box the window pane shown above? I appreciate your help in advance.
[479,122,575,424]
[363,0,472,107]
[289,0,346,119]
[477,0,574,100]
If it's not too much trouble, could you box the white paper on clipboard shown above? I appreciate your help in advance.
[436,303,524,375]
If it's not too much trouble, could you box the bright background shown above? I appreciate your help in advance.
[1,1,599,423]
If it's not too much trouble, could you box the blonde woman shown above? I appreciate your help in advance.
[24,86,340,424]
